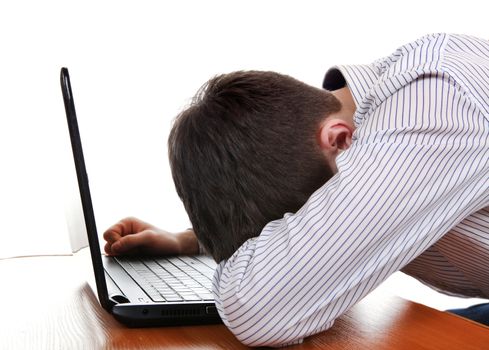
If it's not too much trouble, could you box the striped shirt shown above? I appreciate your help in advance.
[212,33,489,347]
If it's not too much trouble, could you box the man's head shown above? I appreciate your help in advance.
[168,70,350,262]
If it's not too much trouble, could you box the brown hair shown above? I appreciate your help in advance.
[168,71,341,262]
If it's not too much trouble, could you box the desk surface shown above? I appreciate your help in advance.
[1,253,488,350]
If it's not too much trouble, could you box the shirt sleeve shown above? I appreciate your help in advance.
[212,74,489,347]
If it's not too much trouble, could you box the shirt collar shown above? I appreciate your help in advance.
[322,64,380,109]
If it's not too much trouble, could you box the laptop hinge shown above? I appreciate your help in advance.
[109,293,130,305]
[105,271,129,306]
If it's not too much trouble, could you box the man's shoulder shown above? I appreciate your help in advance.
[375,33,450,80]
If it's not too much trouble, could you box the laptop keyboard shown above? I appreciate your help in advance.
[115,256,215,302]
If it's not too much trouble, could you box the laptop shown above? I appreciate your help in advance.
[60,67,221,326]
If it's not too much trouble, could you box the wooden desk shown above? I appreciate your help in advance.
[1,253,488,349]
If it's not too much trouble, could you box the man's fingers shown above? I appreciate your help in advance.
[111,232,150,254]
[103,217,151,242]
[103,230,121,244]
[103,217,137,242]
[103,221,126,243]
[103,218,161,256]
[104,242,114,255]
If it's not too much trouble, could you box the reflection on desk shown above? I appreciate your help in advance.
[0,254,488,349]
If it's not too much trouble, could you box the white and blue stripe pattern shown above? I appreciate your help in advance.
[212,34,489,347]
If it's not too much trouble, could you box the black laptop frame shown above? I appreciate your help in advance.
[60,67,112,311]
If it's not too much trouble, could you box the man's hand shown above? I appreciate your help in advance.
[103,217,199,256]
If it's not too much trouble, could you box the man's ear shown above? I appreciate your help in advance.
[318,118,353,158]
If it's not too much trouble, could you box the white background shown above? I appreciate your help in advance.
[0,0,487,308]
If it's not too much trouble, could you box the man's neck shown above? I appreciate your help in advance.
[331,87,356,127]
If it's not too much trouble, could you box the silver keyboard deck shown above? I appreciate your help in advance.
[116,256,216,302]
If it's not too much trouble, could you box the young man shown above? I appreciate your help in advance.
[104,33,489,347]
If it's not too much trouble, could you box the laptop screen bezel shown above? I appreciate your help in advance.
[60,67,111,311]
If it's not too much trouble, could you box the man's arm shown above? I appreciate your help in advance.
[213,75,489,347]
